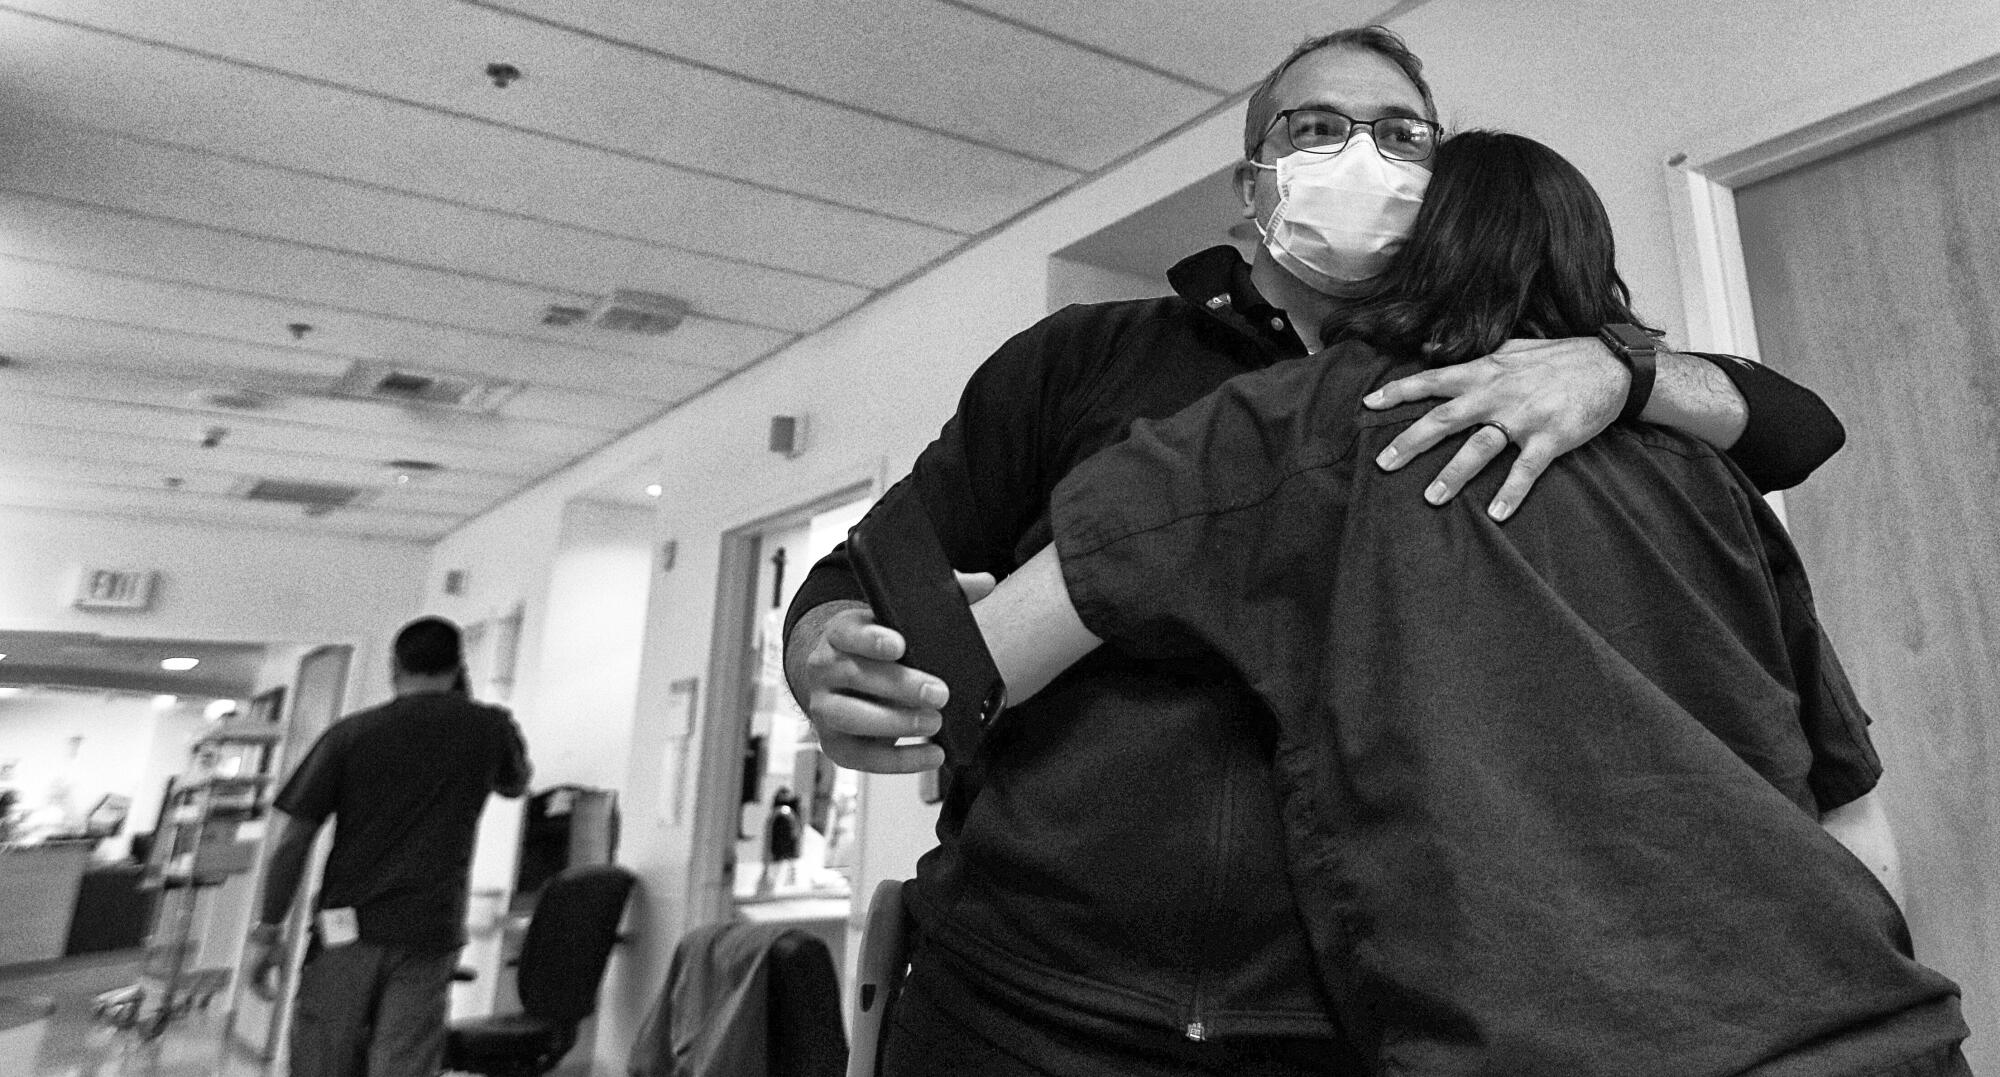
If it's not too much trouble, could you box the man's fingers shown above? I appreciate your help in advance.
[817,729,946,774]
[1364,366,1470,410]
[1378,399,1483,473]
[1486,448,1551,522]
[815,614,949,708]
[955,571,997,604]
[811,689,942,742]
[823,613,906,663]
[799,607,956,775]
[1417,423,1512,505]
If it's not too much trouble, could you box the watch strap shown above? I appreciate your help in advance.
[1599,323,1658,423]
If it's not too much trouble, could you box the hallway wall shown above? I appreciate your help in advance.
[0,506,425,699]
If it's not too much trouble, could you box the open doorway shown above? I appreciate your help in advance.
[696,483,876,936]
[0,631,351,1074]
[0,632,272,970]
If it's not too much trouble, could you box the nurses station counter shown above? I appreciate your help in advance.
[0,839,93,966]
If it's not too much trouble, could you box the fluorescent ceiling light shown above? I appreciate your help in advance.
[161,657,200,671]
[645,483,663,498]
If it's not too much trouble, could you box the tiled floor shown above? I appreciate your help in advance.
[0,952,267,1077]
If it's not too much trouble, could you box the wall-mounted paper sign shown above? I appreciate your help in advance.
[662,677,698,739]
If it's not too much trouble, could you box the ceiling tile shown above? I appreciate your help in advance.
[9,0,1079,233]
[0,307,355,384]
[0,478,463,542]
[0,395,565,476]
[490,0,1224,170]
[0,2,1292,546]
[0,136,871,335]
[0,17,962,287]
[0,423,522,495]
[949,0,1399,91]
[2,364,614,459]
[0,458,500,519]
[0,256,785,398]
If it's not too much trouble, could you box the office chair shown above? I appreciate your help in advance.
[445,864,636,1077]
[628,919,847,1077]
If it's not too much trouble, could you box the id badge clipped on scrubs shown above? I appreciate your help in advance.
[318,907,360,947]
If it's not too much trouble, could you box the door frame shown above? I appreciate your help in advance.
[1664,53,2000,360]
[687,478,881,929]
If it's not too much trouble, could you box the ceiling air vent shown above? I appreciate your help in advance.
[332,362,521,413]
[195,387,282,411]
[542,290,691,336]
[238,478,373,518]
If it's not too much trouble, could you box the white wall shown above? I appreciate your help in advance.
[0,506,425,691]
[420,5,2000,1068]
[1047,255,1169,310]
[534,499,655,789]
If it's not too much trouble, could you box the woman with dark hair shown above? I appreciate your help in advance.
[946,131,1969,1073]
[1320,129,1658,366]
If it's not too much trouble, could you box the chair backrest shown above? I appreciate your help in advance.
[766,929,846,1077]
[516,864,636,1024]
[630,922,847,1077]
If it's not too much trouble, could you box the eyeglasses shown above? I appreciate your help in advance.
[1258,107,1440,163]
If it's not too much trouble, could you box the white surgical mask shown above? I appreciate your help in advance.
[1250,132,1430,293]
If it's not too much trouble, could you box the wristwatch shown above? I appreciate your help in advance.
[1598,323,1658,423]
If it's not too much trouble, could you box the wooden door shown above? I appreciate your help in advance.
[1737,95,1999,1065]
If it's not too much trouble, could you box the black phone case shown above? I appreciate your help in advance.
[847,483,1006,765]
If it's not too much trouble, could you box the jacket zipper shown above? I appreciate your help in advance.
[1185,753,1239,1044]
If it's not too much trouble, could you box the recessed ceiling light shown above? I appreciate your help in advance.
[645,484,663,498]
[152,694,179,709]
[161,657,200,671]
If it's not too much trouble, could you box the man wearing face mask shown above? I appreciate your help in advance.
[785,26,1849,1077]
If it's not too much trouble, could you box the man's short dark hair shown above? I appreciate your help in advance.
[1243,25,1437,160]
[394,616,463,676]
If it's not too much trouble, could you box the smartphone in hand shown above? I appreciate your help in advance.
[847,482,1007,764]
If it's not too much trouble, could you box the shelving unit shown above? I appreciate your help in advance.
[91,720,282,1055]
